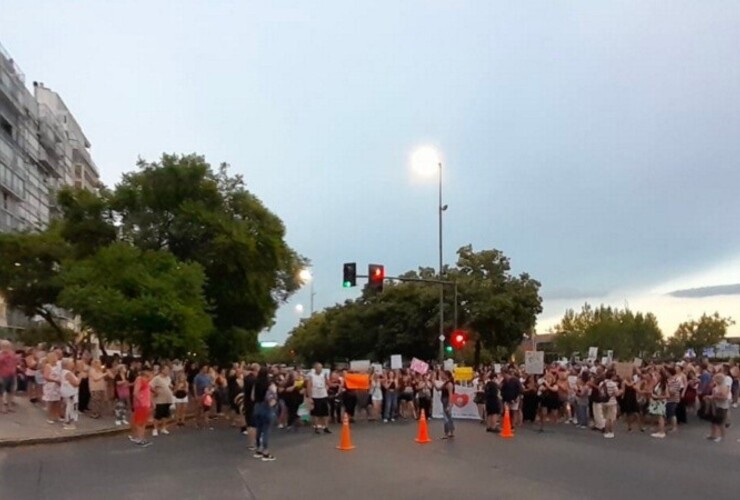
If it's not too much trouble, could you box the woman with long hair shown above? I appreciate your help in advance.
[440,370,455,439]
[252,367,277,461]
[649,370,668,439]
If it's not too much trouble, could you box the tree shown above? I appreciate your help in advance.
[553,303,664,359]
[453,245,543,364]
[58,243,212,359]
[672,313,734,354]
[0,228,73,342]
[286,246,542,365]
[93,153,306,362]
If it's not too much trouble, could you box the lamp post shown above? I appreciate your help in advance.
[298,269,315,316]
[411,146,448,363]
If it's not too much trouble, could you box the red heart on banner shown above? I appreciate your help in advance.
[452,394,469,408]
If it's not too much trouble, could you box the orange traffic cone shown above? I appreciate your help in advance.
[415,410,433,444]
[336,413,355,451]
[499,406,514,438]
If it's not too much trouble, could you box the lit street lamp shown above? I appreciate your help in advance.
[411,146,448,363]
[298,269,315,316]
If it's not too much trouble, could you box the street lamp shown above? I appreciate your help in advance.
[298,269,315,316]
[411,146,448,363]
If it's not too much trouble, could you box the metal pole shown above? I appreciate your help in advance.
[310,281,315,316]
[438,161,444,364]
[454,282,458,330]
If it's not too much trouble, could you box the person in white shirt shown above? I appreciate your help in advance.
[60,358,80,430]
[306,363,331,434]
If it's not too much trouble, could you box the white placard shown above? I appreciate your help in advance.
[432,385,480,420]
[390,354,402,370]
[494,363,502,374]
[601,357,608,365]
[606,350,614,362]
[633,357,643,368]
[372,363,383,374]
[349,360,371,372]
[525,351,545,375]
[443,358,454,371]
[588,347,598,360]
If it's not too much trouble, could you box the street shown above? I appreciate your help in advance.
[2,415,738,500]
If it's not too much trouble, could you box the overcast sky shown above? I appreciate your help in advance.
[3,1,739,340]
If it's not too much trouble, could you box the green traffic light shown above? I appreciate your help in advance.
[342,281,351,288]
[445,346,453,353]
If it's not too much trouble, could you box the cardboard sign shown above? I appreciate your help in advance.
[614,362,633,379]
[606,350,614,362]
[443,359,454,371]
[494,363,502,374]
[454,366,474,382]
[525,351,545,375]
[410,357,429,375]
[601,357,608,365]
[349,360,370,372]
[588,347,598,360]
[633,357,643,368]
[390,355,403,370]
[372,363,383,375]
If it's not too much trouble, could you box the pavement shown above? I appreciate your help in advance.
[1,411,739,500]
[0,398,130,447]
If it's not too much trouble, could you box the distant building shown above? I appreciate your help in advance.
[0,41,99,337]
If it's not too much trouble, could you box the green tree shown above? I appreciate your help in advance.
[83,153,307,362]
[58,243,212,359]
[672,312,734,354]
[0,228,73,342]
[553,303,664,359]
[453,245,543,364]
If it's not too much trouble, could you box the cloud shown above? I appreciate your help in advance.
[667,284,740,298]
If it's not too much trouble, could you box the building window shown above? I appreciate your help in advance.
[0,116,12,138]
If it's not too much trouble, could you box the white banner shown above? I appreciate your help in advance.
[525,351,544,375]
[350,360,370,372]
[432,385,479,420]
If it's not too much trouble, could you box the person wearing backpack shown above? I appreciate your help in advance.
[601,370,622,439]
[252,367,278,462]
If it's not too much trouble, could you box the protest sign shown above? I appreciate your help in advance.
[344,373,370,390]
[454,366,474,382]
[443,359,454,371]
[633,357,643,368]
[494,363,502,374]
[390,355,403,369]
[606,350,614,363]
[614,362,633,379]
[372,363,383,375]
[349,360,370,372]
[525,351,545,374]
[410,357,429,375]
[588,347,598,360]
[432,385,479,420]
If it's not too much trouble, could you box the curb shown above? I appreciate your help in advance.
[0,414,199,449]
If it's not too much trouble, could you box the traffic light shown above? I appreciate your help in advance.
[450,329,468,350]
[445,345,453,354]
[368,264,385,293]
[342,262,357,288]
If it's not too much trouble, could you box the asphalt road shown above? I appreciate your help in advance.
[1,414,739,500]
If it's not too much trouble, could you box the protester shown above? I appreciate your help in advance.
[151,365,174,436]
[306,363,331,433]
[130,366,153,447]
[252,366,277,461]
[0,340,18,413]
[60,358,80,430]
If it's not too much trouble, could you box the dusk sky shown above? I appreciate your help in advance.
[3,1,739,341]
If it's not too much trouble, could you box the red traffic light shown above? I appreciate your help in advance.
[368,264,385,293]
[451,329,468,350]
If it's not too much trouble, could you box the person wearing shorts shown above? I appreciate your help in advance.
[307,363,331,434]
[150,366,174,437]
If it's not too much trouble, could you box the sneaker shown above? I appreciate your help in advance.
[253,451,264,459]
[383,419,388,423]
[314,427,321,434]
[137,440,152,448]
[712,437,722,443]
[278,424,285,429]
[114,420,122,427]
[247,446,256,451]
[128,435,138,442]
[261,454,276,462]
[391,418,396,422]
[603,432,614,439]
[47,420,56,425]
[161,429,170,435]
[63,424,77,431]
[122,420,129,425]
[323,427,332,434]
[242,430,248,436]
[152,429,159,437]
[650,432,666,439]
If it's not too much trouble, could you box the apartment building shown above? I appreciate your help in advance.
[0,42,99,335]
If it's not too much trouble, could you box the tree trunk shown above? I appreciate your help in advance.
[474,338,482,368]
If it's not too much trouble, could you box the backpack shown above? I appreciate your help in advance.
[598,382,610,403]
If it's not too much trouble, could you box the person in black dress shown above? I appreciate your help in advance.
[484,373,502,432]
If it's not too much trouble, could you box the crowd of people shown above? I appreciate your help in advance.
[1,339,739,462]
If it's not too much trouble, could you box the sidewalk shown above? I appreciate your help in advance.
[0,397,130,448]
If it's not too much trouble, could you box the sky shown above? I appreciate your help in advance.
[2,1,739,341]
